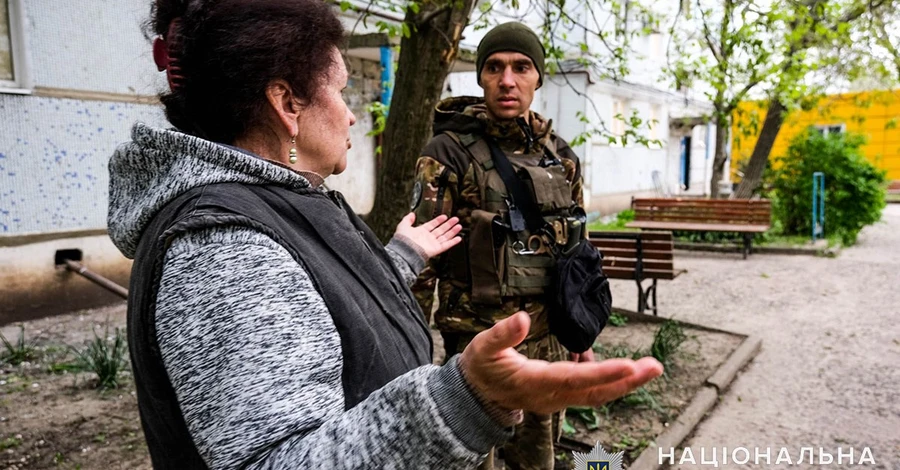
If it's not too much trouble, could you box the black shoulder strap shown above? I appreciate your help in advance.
[484,137,546,233]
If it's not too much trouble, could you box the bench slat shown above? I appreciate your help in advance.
[626,221,770,232]
[633,198,771,207]
[634,207,772,220]
[590,239,675,250]
[595,248,674,260]
[603,258,674,271]
[633,214,771,225]
[588,230,673,241]
[603,266,682,280]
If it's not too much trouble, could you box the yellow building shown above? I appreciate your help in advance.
[731,90,900,183]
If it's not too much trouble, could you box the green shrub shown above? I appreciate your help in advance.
[768,129,886,246]
[588,209,636,231]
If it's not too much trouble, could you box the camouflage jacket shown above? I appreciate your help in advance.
[410,96,584,339]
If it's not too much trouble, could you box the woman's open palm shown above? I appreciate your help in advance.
[394,213,462,259]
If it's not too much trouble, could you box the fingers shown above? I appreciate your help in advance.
[420,214,449,231]
[436,222,462,242]
[472,311,530,356]
[525,358,637,391]
[440,234,463,250]
[582,358,663,406]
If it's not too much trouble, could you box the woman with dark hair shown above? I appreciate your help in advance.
[108,1,663,468]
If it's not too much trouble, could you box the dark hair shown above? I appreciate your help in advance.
[150,0,344,143]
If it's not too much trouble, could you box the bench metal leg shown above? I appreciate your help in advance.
[635,278,659,316]
[743,233,752,259]
[635,278,646,314]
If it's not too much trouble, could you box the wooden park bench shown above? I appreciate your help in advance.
[589,230,685,315]
[626,198,772,259]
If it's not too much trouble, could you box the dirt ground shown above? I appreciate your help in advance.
[565,321,742,466]
[607,205,900,469]
[0,305,147,470]
[2,206,898,469]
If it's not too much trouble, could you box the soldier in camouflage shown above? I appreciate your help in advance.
[410,22,592,470]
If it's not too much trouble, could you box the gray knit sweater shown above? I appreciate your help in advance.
[108,124,511,469]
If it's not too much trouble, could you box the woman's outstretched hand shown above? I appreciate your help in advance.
[460,312,664,415]
[394,213,462,259]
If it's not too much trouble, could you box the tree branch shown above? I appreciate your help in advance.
[416,5,451,27]
[699,1,723,63]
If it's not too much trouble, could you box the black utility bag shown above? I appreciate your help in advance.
[485,138,612,353]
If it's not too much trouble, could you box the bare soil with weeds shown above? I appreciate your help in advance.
[1,206,897,469]
[0,305,147,470]
[561,321,743,467]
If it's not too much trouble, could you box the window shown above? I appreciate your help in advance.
[0,0,27,90]
[814,124,846,136]
[649,33,663,60]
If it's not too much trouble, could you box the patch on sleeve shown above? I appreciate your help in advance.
[409,180,424,212]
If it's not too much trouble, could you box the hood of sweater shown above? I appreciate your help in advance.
[107,123,313,259]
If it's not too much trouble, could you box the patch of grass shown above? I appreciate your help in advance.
[608,313,628,327]
[593,343,643,361]
[566,406,601,431]
[0,326,38,366]
[650,320,686,368]
[47,361,85,374]
[615,387,667,417]
[71,326,128,389]
[887,192,900,203]
[612,435,652,461]
[0,435,21,450]
[588,209,637,232]
[756,232,842,248]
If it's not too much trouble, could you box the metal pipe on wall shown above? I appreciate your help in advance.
[63,259,129,300]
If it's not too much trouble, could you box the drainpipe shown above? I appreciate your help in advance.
[380,45,393,112]
[704,121,712,196]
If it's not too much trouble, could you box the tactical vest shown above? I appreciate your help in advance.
[445,131,585,306]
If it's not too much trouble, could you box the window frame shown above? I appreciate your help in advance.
[814,123,846,136]
[0,0,31,93]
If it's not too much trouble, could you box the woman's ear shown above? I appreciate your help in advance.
[265,79,302,138]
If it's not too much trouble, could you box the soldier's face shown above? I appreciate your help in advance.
[480,52,540,121]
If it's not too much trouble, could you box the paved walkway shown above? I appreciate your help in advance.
[608,205,900,469]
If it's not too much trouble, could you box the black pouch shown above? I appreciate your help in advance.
[548,238,612,353]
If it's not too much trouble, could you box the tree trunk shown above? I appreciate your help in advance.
[365,2,476,242]
[733,99,787,199]
[709,115,729,199]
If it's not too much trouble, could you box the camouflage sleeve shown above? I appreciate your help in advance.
[410,155,461,323]
[556,137,584,208]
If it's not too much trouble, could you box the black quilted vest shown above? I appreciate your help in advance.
[126,182,432,468]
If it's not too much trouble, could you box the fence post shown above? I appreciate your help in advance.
[812,172,825,241]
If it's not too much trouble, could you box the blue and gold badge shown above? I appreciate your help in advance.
[574,442,623,470]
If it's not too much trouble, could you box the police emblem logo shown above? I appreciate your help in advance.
[409,181,423,211]
[573,442,623,470]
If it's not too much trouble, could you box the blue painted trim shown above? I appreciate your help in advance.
[380,46,393,112]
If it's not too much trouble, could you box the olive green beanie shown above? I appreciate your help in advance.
[476,22,545,87]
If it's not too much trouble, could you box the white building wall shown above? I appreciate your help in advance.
[25,0,164,95]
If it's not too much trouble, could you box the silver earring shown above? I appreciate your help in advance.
[289,136,298,164]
